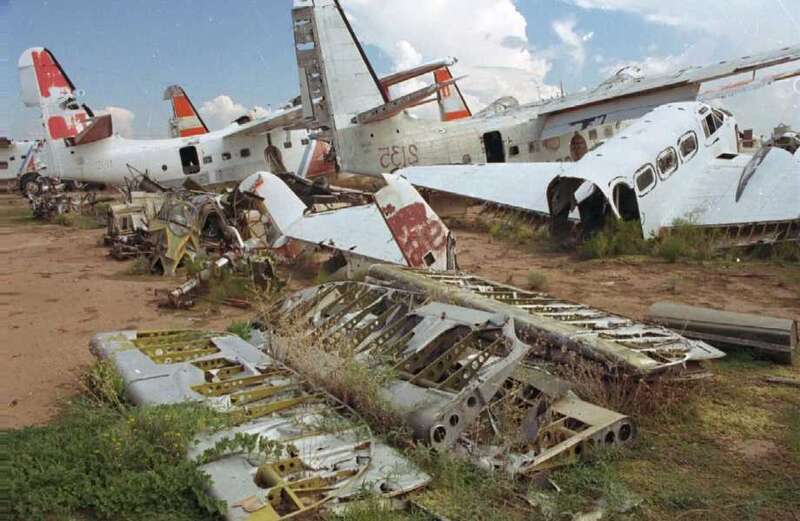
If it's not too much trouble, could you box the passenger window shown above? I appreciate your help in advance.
[604,127,613,138]
[240,148,251,158]
[678,131,698,160]
[0,161,7,170]
[283,141,292,149]
[203,156,213,164]
[9,156,15,161]
[509,145,520,156]
[634,165,657,196]
[588,129,598,141]
[656,147,679,180]
[222,152,232,160]
[301,138,309,146]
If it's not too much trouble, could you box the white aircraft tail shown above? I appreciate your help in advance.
[163,85,209,138]
[293,0,387,135]
[435,67,472,122]
[18,47,93,141]
[375,174,456,270]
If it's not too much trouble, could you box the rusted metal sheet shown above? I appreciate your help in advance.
[648,301,798,365]
[90,329,430,520]
[366,266,724,377]
[264,280,636,477]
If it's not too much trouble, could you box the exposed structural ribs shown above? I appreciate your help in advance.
[264,278,638,477]
[90,330,430,521]
[366,266,724,377]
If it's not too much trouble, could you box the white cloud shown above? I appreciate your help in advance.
[341,0,560,112]
[199,95,271,129]
[552,18,594,68]
[99,106,135,138]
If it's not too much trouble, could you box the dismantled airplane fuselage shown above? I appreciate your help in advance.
[18,47,335,189]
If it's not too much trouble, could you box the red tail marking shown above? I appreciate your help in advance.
[172,96,196,118]
[179,127,207,138]
[381,202,447,268]
[32,49,71,98]
[306,141,337,178]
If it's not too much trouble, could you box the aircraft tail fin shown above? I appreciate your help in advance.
[434,67,472,122]
[375,174,456,270]
[18,47,93,141]
[164,85,209,138]
[293,0,387,136]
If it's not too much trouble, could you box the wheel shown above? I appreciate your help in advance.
[19,172,42,196]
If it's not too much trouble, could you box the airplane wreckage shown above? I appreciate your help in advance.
[90,261,737,519]
[292,0,800,245]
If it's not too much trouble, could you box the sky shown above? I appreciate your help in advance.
[2,0,799,140]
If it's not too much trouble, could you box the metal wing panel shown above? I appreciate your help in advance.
[285,204,408,265]
[399,163,573,214]
[222,106,304,139]
[537,45,800,118]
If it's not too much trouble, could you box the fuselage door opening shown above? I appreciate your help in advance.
[179,145,200,175]
[483,131,506,163]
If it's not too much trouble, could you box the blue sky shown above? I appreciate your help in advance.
[3,0,799,138]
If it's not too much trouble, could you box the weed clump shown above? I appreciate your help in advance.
[125,256,151,276]
[655,219,717,262]
[9,362,229,521]
[526,270,548,291]
[226,320,253,342]
[578,219,651,260]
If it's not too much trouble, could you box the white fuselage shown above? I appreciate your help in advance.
[44,123,323,188]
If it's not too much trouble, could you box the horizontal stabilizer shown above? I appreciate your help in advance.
[72,114,113,146]
[356,77,462,125]
[380,58,457,89]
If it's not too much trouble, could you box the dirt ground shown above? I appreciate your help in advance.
[0,194,249,429]
[453,225,800,322]
[2,191,799,430]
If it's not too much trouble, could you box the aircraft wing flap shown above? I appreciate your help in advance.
[399,163,573,215]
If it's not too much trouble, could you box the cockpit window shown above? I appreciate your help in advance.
[656,147,679,180]
[678,131,698,160]
[703,110,725,138]
[634,164,657,196]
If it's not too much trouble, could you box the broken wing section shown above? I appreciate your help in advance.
[398,162,573,216]
[90,330,430,520]
[164,85,209,138]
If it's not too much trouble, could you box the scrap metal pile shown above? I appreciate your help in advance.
[255,265,725,477]
[26,176,101,220]
[91,329,430,520]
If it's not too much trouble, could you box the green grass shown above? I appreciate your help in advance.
[8,361,230,521]
[225,320,253,342]
[124,256,151,276]
[578,219,652,260]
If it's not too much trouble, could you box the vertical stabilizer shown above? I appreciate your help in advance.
[375,174,456,270]
[164,85,209,138]
[18,47,93,141]
[293,0,386,139]
[435,67,472,122]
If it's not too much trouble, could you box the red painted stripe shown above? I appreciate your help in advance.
[179,127,207,138]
